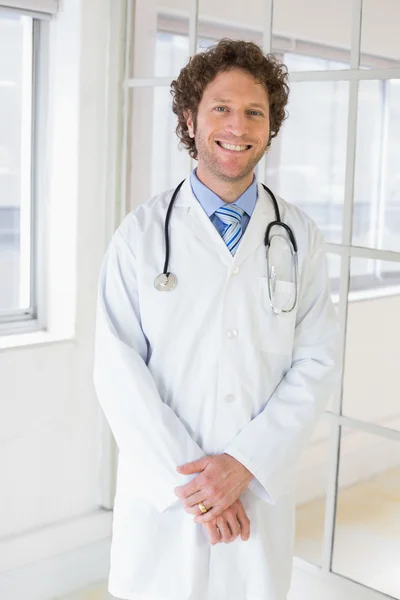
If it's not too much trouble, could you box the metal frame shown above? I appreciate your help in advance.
[113,1,400,597]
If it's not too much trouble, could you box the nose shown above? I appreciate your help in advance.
[225,110,249,138]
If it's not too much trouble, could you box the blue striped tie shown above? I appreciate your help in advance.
[214,205,245,255]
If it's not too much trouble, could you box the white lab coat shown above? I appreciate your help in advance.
[93,178,340,600]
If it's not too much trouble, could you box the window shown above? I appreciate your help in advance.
[0,11,35,323]
[0,1,57,331]
[152,21,400,298]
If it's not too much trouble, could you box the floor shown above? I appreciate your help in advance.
[56,467,400,600]
[295,465,400,598]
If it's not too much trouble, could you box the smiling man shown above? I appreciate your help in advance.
[94,40,339,600]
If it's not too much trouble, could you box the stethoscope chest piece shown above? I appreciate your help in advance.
[154,272,177,292]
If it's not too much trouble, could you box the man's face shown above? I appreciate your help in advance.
[186,68,271,183]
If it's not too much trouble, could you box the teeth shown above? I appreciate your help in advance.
[220,142,249,152]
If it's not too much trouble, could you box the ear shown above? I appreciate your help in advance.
[185,111,195,138]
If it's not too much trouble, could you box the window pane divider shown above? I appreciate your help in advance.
[324,243,400,262]
[262,0,273,54]
[126,70,400,90]
[0,308,35,323]
[322,0,363,573]
[324,411,400,443]
[188,0,198,58]
[120,0,133,222]
[289,69,400,82]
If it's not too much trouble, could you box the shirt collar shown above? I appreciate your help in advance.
[189,168,258,218]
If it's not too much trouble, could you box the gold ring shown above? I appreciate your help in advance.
[198,502,208,514]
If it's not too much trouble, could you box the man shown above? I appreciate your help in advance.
[94,39,339,600]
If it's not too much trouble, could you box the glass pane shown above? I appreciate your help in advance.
[353,80,400,252]
[360,0,400,69]
[197,0,264,50]
[295,255,339,564]
[266,82,349,243]
[327,254,341,296]
[128,87,190,209]
[0,14,32,312]
[294,418,331,566]
[342,259,400,429]
[333,428,400,598]
[272,0,351,70]
[133,0,190,78]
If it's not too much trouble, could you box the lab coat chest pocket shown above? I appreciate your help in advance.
[259,277,296,355]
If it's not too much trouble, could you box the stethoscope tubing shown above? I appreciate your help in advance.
[161,178,297,278]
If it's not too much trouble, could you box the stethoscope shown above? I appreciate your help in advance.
[154,179,299,314]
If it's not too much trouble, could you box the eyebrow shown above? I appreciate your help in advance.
[210,97,268,110]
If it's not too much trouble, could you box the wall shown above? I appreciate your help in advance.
[0,0,113,584]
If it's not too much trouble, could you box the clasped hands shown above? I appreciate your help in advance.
[175,453,254,546]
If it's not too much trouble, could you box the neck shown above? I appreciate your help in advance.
[196,165,254,203]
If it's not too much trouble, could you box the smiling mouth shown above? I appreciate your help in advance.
[216,141,252,152]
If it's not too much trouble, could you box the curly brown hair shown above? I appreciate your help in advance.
[170,39,289,159]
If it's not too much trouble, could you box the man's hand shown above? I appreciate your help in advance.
[202,498,251,545]
[175,453,254,523]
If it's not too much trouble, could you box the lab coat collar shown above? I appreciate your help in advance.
[172,177,277,268]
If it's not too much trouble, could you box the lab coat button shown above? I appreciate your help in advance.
[227,329,238,339]
[232,266,240,275]
[225,394,236,403]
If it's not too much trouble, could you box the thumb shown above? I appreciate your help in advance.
[177,457,207,474]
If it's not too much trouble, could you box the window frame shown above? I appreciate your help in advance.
[0,12,44,332]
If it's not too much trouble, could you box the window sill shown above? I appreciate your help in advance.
[0,322,75,350]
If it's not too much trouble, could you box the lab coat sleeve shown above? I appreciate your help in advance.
[93,223,205,514]
[224,228,340,504]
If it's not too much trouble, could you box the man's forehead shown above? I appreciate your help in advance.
[202,70,269,102]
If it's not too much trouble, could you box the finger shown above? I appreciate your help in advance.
[225,512,241,539]
[182,499,211,516]
[174,478,202,499]
[204,522,221,546]
[236,505,251,541]
[216,517,234,544]
[176,457,207,475]
[194,505,225,524]
[181,491,209,510]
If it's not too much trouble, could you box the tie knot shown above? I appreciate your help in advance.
[214,204,245,256]
[214,205,244,227]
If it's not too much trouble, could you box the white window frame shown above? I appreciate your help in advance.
[0,9,46,333]
[0,1,58,18]
[0,0,81,348]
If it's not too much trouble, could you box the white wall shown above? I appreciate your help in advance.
[0,0,113,581]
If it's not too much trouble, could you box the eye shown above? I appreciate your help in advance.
[214,106,227,112]
[249,110,263,117]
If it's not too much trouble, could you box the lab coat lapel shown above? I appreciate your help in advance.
[173,178,233,266]
[232,183,276,267]
[172,179,276,268]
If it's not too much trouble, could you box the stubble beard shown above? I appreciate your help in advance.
[194,130,268,184]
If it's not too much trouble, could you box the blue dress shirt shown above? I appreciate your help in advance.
[189,168,258,237]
